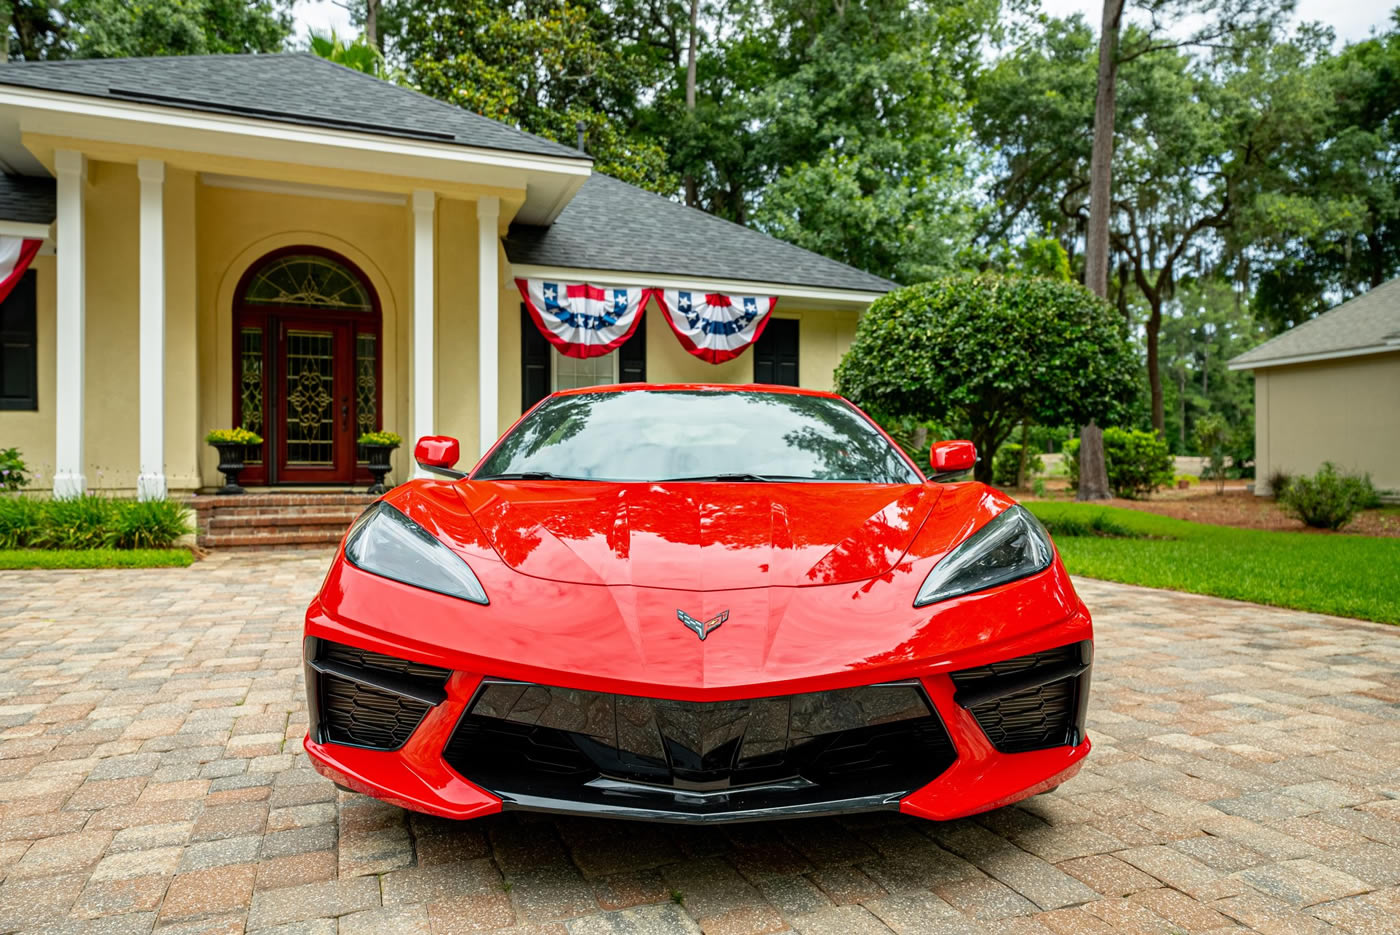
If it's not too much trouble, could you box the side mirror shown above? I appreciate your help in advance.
[414,436,465,479]
[929,440,976,480]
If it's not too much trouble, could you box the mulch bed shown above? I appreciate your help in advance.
[1034,482,1400,538]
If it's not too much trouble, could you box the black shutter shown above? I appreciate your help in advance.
[520,303,552,412]
[0,270,38,411]
[752,317,799,387]
[618,312,647,383]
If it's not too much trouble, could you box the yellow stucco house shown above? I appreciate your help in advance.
[1229,277,1400,495]
[0,53,891,498]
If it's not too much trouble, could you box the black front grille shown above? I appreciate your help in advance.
[309,640,450,751]
[949,642,1091,754]
[443,681,956,819]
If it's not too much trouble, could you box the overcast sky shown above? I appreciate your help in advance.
[292,0,1393,51]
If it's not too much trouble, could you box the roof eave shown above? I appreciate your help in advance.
[507,262,889,309]
[0,84,590,223]
[1228,343,1400,371]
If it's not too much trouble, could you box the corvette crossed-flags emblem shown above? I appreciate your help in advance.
[677,609,729,641]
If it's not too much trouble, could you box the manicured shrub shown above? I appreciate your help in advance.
[1064,428,1174,499]
[112,499,192,549]
[992,443,1044,489]
[1279,463,1377,530]
[1267,469,1292,498]
[0,448,30,492]
[1037,510,1140,539]
[0,496,43,548]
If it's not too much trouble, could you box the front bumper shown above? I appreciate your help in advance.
[302,632,1093,824]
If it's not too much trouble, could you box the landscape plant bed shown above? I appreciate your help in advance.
[0,549,195,570]
[1032,485,1399,537]
[1025,502,1400,624]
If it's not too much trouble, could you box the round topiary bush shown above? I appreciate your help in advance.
[835,275,1138,483]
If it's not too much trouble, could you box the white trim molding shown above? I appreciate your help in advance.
[136,158,166,501]
[52,148,86,499]
[411,189,435,476]
[506,263,888,310]
[199,173,407,206]
[477,196,501,457]
[1227,344,1400,371]
[0,220,52,240]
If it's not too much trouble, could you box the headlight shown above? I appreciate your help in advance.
[914,505,1053,607]
[344,503,489,604]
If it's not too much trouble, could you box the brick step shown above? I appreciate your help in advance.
[187,493,379,512]
[206,512,363,529]
[198,529,349,548]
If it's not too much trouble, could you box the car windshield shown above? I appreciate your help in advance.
[474,390,920,484]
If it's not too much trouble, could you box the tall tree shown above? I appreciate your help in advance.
[64,0,291,57]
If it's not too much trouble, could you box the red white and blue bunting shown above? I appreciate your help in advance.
[654,289,778,364]
[516,277,649,359]
[0,237,41,305]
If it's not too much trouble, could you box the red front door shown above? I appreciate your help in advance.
[275,319,357,484]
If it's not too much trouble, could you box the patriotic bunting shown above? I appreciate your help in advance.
[516,277,649,359]
[654,290,777,364]
[0,237,41,305]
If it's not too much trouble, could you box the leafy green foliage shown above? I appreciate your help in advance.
[0,447,30,491]
[63,0,291,57]
[0,496,191,550]
[206,427,263,446]
[111,499,193,549]
[1193,413,1230,493]
[34,495,120,549]
[1277,462,1378,530]
[0,495,43,549]
[358,430,403,447]
[309,28,389,78]
[835,276,1137,482]
[1025,501,1400,625]
[992,443,1043,489]
[1064,428,1174,499]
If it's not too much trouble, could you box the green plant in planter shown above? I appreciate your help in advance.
[205,428,263,446]
[358,432,402,495]
[357,431,403,447]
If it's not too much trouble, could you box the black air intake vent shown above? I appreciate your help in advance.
[308,639,451,751]
[949,642,1091,754]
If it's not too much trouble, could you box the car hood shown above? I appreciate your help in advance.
[452,481,943,590]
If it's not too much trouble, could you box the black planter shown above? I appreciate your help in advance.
[212,442,247,495]
[365,445,396,495]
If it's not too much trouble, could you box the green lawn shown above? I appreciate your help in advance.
[1025,502,1400,625]
[0,549,194,570]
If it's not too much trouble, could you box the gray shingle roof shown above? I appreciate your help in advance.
[504,174,896,293]
[0,53,587,161]
[0,174,54,224]
[1230,278,1400,369]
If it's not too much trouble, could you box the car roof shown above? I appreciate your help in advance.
[548,383,846,400]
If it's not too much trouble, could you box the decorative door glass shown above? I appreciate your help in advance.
[239,327,264,464]
[552,347,618,390]
[355,333,377,463]
[284,329,336,465]
[244,255,373,311]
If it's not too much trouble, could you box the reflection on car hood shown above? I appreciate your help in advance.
[454,481,943,590]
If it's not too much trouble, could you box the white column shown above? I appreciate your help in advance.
[53,150,86,499]
[136,159,166,501]
[411,190,435,474]
[476,195,500,457]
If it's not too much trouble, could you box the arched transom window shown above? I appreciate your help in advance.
[243,254,373,311]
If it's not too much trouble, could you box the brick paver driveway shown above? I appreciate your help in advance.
[2,551,1398,935]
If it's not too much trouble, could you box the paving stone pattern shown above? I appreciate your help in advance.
[1,550,1398,934]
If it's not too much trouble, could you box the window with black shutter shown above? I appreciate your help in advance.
[0,270,37,411]
[521,306,648,412]
[753,317,799,386]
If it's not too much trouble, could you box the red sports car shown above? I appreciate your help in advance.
[303,384,1092,823]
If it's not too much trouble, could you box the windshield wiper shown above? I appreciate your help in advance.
[474,471,578,481]
[655,473,808,483]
